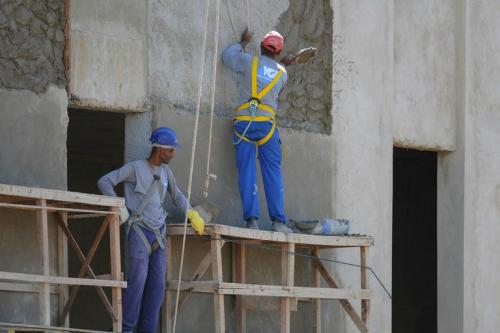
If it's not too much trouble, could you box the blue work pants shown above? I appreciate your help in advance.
[122,226,166,333]
[233,121,287,223]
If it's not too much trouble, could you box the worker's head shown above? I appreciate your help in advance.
[149,127,180,163]
[261,30,284,58]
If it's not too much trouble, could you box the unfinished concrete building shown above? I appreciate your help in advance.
[0,0,499,332]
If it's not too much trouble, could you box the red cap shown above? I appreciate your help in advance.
[261,31,284,53]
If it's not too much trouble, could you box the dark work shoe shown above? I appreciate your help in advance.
[271,221,294,233]
[245,218,259,230]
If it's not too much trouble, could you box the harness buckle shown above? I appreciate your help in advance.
[248,98,259,116]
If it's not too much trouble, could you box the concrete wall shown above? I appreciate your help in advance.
[331,1,393,332]
[69,0,147,111]
[0,0,66,93]
[463,0,500,331]
[0,86,68,189]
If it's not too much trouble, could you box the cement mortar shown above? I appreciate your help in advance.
[276,0,333,134]
[0,0,66,93]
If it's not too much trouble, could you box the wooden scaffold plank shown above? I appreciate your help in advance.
[280,243,295,333]
[109,208,123,332]
[211,235,225,333]
[36,199,50,326]
[311,247,321,333]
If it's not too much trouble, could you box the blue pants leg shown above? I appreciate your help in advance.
[122,226,166,333]
[138,239,166,332]
[234,121,287,222]
[234,123,259,220]
[258,129,287,222]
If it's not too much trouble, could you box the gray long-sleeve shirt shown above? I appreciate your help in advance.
[97,160,190,229]
[221,42,287,111]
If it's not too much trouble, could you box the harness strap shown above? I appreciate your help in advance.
[233,56,283,146]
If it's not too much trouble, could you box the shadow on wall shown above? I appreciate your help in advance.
[276,0,333,134]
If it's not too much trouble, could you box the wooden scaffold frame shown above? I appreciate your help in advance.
[163,223,374,333]
[0,184,126,332]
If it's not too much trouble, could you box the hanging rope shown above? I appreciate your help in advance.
[172,0,212,330]
[203,0,222,199]
[225,0,239,40]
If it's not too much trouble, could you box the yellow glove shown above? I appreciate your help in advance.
[187,209,205,235]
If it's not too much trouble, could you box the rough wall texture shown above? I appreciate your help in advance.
[0,0,66,93]
[276,0,333,134]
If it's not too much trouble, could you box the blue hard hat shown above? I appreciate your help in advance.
[150,127,181,148]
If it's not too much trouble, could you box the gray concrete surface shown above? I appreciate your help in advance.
[69,0,148,111]
[0,86,68,190]
[0,0,66,93]
[393,0,457,151]
[331,1,393,332]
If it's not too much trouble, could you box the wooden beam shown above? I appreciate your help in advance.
[169,281,372,300]
[0,184,124,207]
[58,214,116,322]
[281,243,295,333]
[0,202,118,215]
[0,282,59,294]
[0,271,126,288]
[233,241,246,333]
[360,247,370,326]
[57,211,69,327]
[167,224,374,247]
[311,247,321,333]
[109,209,123,332]
[312,257,368,333]
[211,236,225,333]
[36,199,50,326]
[0,322,110,333]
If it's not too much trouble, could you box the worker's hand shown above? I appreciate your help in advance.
[241,27,253,46]
[119,206,129,225]
[187,209,205,236]
[280,54,295,66]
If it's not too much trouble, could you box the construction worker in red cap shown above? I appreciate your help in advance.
[222,30,295,233]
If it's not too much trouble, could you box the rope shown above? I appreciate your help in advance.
[172,0,212,330]
[203,0,221,199]
[225,0,239,40]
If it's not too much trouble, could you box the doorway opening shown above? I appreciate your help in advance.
[392,148,437,333]
[66,108,125,330]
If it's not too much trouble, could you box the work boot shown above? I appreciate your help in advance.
[271,221,294,233]
[245,218,259,230]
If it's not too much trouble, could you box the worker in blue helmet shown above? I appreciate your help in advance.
[97,127,204,333]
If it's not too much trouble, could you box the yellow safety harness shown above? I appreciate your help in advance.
[233,56,283,146]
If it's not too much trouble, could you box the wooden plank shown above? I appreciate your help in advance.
[281,243,295,333]
[58,214,116,321]
[109,209,123,332]
[162,236,173,333]
[169,281,372,300]
[167,224,374,247]
[360,247,370,326]
[67,213,109,219]
[57,211,69,327]
[234,242,246,333]
[0,282,59,294]
[311,247,321,333]
[0,322,110,333]
[0,202,118,215]
[0,271,126,288]
[0,183,124,207]
[312,257,368,333]
[211,236,225,333]
[36,199,50,326]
